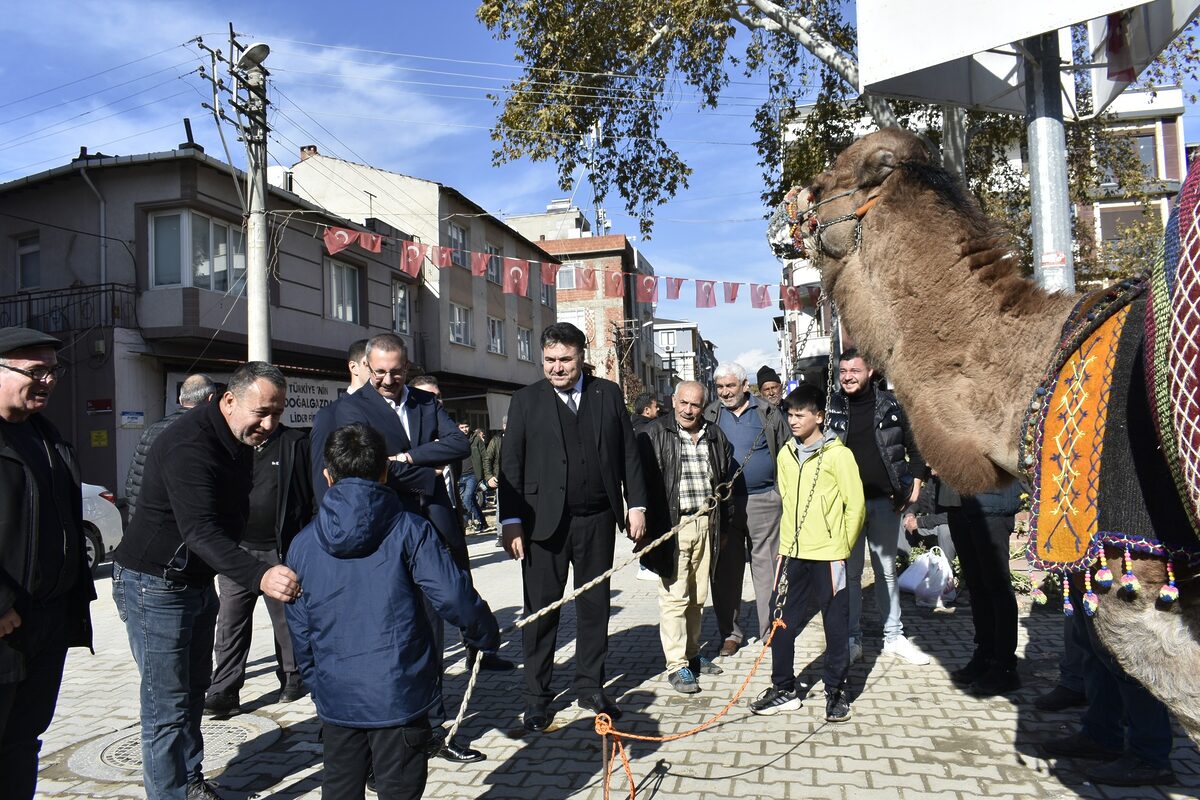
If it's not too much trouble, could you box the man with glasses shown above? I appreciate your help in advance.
[0,328,95,800]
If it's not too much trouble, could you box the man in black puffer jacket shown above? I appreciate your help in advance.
[124,373,216,519]
[826,348,930,667]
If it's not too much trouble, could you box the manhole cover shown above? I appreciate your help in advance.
[69,714,280,782]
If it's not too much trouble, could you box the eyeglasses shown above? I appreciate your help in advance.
[369,367,407,381]
[0,363,67,383]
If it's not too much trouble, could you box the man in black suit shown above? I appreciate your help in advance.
[499,322,647,731]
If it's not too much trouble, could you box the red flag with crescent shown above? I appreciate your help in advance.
[401,241,427,277]
[635,274,659,303]
[358,232,383,253]
[605,271,625,298]
[540,261,560,287]
[471,251,490,278]
[435,246,455,269]
[324,227,357,255]
[750,283,771,308]
[696,279,717,308]
[576,267,597,291]
[502,257,530,295]
[723,282,741,304]
[781,284,801,310]
[666,277,685,300]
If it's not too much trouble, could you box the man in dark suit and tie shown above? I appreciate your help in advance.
[499,322,647,732]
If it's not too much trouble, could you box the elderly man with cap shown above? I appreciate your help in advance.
[756,366,784,408]
[0,327,95,800]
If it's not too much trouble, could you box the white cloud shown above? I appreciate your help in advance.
[734,347,781,378]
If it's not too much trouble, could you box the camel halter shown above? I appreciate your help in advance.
[795,186,882,259]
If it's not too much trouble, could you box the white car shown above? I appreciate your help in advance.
[82,483,123,574]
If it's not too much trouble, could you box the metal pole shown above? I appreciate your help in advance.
[1023,32,1076,294]
[243,62,271,362]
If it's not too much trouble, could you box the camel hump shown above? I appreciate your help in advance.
[1146,162,1200,537]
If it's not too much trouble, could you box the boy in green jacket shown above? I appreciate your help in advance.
[750,384,865,721]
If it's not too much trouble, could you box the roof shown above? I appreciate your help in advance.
[537,234,632,256]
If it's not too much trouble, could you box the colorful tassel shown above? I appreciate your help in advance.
[1159,559,1180,603]
[1062,575,1074,617]
[1082,570,1099,617]
[1118,545,1140,595]
[1094,550,1113,588]
[1031,586,1047,605]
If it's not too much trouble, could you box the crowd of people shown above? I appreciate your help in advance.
[0,320,1181,800]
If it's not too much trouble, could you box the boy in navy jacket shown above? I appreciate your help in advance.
[286,423,499,799]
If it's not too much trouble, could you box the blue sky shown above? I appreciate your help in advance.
[1,2,1195,376]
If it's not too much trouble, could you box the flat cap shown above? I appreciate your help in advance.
[0,327,62,355]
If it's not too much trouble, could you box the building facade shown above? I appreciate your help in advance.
[652,318,717,400]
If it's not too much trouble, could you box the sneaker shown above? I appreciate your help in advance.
[186,780,223,800]
[882,635,930,665]
[749,685,802,715]
[1034,684,1087,712]
[636,566,660,582]
[689,655,723,675]
[848,641,863,664]
[203,691,240,717]
[667,667,701,694]
[968,665,1021,697]
[1086,755,1176,787]
[824,689,852,723]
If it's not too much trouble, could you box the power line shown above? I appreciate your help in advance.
[0,210,135,261]
[0,121,179,179]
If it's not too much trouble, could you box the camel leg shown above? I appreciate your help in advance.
[1091,561,1200,747]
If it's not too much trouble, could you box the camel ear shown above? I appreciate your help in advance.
[859,149,897,187]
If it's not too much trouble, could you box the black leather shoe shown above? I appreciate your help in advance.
[968,665,1021,697]
[1086,755,1176,787]
[278,676,307,703]
[1034,684,1087,712]
[1039,732,1122,761]
[578,692,621,720]
[203,691,240,717]
[523,707,551,732]
[949,654,991,686]
[436,738,486,764]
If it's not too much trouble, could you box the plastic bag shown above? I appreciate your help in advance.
[897,552,931,595]
[914,546,956,607]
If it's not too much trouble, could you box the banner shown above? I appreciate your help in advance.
[635,274,659,303]
[723,282,740,304]
[666,276,685,300]
[502,257,530,295]
[750,283,772,308]
[605,270,625,298]
[696,279,717,308]
[401,241,427,278]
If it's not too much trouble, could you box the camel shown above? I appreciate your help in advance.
[767,127,1200,743]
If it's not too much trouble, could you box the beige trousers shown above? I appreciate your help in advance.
[658,515,713,671]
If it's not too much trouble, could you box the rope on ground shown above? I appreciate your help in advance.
[595,617,786,800]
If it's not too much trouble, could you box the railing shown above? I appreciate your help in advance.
[0,284,138,333]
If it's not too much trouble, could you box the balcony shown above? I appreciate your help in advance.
[0,284,138,333]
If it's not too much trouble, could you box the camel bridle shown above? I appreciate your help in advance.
[790,184,882,259]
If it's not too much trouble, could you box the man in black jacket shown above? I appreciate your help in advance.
[205,424,314,716]
[499,322,647,731]
[0,328,95,800]
[826,348,930,666]
[637,381,731,694]
[124,373,216,519]
[113,362,299,800]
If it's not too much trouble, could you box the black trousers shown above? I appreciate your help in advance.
[768,557,850,693]
[210,546,297,695]
[947,509,1018,667]
[521,509,616,707]
[322,717,432,800]
[0,600,70,800]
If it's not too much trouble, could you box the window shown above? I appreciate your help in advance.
[485,243,502,284]
[392,281,410,334]
[329,259,360,324]
[556,261,578,289]
[447,223,468,267]
[16,235,39,290]
[487,317,506,354]
[450,303,472,345]
[150,210,246,291]
[557,308,589,341]
[660,330,677,348]
[517,326,532,361]
[540,280,556,308]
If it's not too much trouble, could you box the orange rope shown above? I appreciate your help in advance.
[594,617,788,800]
[854,196,879,218]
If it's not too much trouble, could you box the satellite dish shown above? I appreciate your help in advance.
[237,42,270,70]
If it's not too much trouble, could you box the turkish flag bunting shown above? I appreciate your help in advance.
[723,282,740,304]
[750,283,772,308]
[781,284,802,310]
[576,267,597,291]
[471,252,490,278]
[502,257,530,295]
[540,261,559,287]
[358,232,383,253]
[696,279,717,308]
[401,241,427,277]
[435,246,455,269]
[805,286,822,309]
[605,271,625,298]
[634,274,658,303]
[324,227,357,255]
[666,277,685,300]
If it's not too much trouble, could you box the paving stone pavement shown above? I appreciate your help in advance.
[35,522,1200,800]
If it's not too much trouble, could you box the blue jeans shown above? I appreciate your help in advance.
[113,565,219,800]
[847,497,903,643]
[457,475,484,527]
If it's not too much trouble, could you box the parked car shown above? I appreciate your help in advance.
[82,482,123,574]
